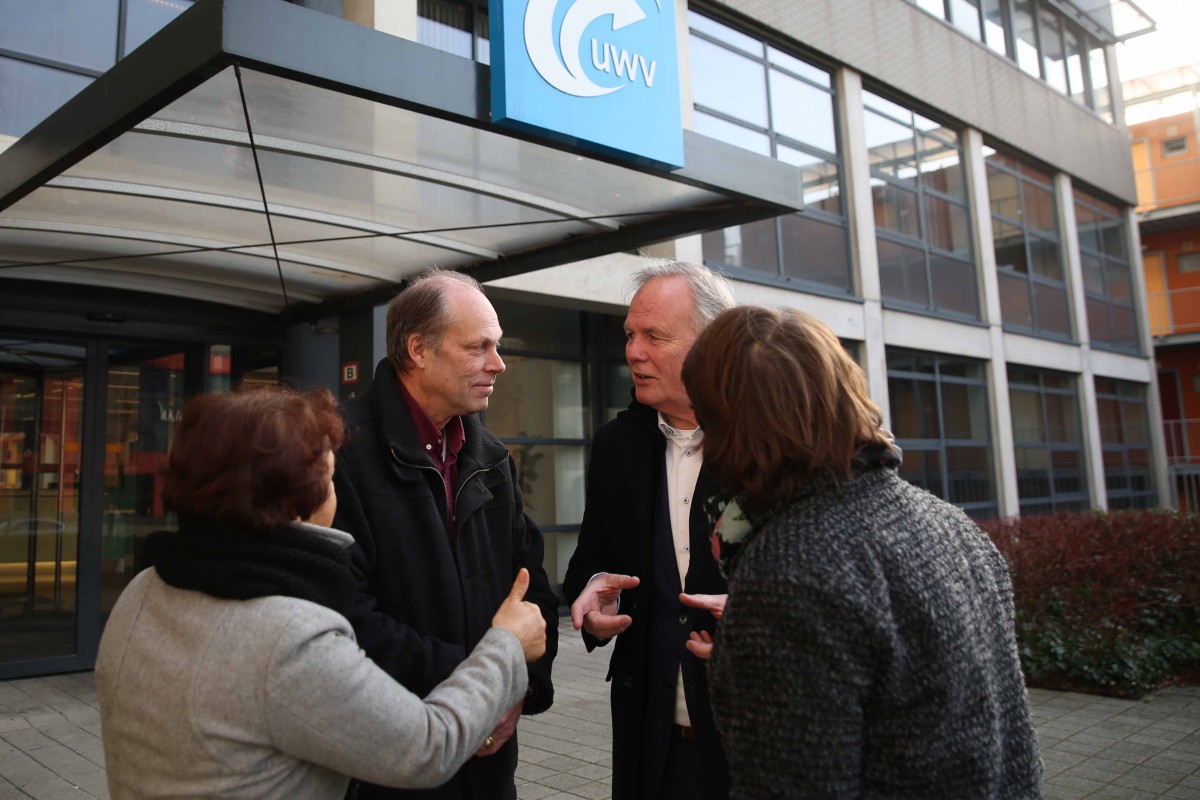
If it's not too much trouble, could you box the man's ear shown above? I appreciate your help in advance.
[407,333,426,369]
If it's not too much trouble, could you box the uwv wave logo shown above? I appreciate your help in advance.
[524,0,659,97]
[491,0,684,168]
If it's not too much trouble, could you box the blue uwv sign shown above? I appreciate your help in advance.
[490,0,684,169]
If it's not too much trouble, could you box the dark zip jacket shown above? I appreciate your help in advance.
[333,359,558,800]
[563,396,730,800]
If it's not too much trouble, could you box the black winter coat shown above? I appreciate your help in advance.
[562,397,730,800]
[333,359,558,800]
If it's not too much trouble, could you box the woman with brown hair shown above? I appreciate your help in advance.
[681,306,1042,799]
[95,386,545,800]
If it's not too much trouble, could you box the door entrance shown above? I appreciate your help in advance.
[0,334,280,677]
[0,339,86,664]
[100,346,187,617]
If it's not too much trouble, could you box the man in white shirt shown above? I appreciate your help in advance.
[563,260,734,800]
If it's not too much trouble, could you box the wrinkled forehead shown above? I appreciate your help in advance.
[444,285,502,336]
[626,283,699,334]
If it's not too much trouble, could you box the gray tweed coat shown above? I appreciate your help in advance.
[710,467,1043,799]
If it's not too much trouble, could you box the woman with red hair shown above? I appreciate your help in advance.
[96,386,545,799]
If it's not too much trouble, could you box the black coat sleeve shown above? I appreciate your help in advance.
[504,455,558,715]
[562,426,630,652]
[333,451,469,697]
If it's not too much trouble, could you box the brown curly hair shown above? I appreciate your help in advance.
[160,385,344,532]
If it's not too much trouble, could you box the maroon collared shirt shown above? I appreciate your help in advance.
[396,375,465,537]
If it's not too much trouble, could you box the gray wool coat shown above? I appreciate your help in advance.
[710,468,1043,799]
[95,524,528,800]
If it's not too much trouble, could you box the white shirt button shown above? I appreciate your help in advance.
[425,444,432,450]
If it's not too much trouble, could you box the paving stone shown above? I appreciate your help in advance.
[0,616,1198,800]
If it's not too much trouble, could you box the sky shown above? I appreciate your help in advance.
[1114,0,1200,80]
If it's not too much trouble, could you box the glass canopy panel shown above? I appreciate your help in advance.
[146,67,250,134]
[3,188,274,250]
[0,19,775,317]
[61,131,265,205]
[237,69,720,220]
[265,216,476,281]
[250,149,577,251]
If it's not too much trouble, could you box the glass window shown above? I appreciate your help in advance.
[769,70,836,153]
[0,342,87,664]
[778,213,852,292]
[1075,187,1138,353]
[916,0,947,19]
[123,0,194,56]
[0,0,118,71]
[949,0,983,40]
[1064,28,1086,104]
[691,37,770,127]
[416,0,489,63]
[692,111,772,155]
[691,13,851,295]
[1094,378,1155,508]
[418,0,473,59]
[1013,0,1041,78]
[688,10,763,57]
[0,56,92,138]
[889,349,996,518]
[1008,365,1089,513]
[1088,45,1112,121]
[986,148,1069,339]
[1038,7,1067,94]
[867,91,976,319]
[982,0,1009,55]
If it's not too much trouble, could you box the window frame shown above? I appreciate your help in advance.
[1094,377,1156,509]
[865,88,979,320]
[689,10,854,297]
[985,148,1072,340]
[1008,365,1091,514]
[888,348,998,519]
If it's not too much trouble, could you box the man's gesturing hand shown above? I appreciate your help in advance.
[570,572,641,640]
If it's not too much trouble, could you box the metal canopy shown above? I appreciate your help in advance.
[1057,0,1155,43]
[0,0,803,318]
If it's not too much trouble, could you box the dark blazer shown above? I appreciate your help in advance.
[333,359,558,800]
[563,397,730,800]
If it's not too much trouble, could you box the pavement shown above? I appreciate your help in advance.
[0,617,1197,799]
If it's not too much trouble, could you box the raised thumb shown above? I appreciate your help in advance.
[508,567,530,603]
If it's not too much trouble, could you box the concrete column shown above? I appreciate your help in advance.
[1124,208,1173,506]
[837,67,890,428]
[962,128,1019,518]
[1056,174,1107,510]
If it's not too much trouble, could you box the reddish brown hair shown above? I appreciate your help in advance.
[682,306,889,507]
[160,386,344,532]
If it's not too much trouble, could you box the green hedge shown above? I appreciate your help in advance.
[980,510,1200,698]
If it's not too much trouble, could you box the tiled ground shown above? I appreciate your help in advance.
[0,618,1197,799]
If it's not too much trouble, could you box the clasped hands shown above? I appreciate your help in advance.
[570,573,726,660]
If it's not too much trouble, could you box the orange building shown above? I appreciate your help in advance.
[1129,66,1200,506]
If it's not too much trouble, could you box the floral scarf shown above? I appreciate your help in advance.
[703,440,903,579]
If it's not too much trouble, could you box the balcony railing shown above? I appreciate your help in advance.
[1162,418,1200,465]
[1147,287,1200,338]
[1135,153,1200,214]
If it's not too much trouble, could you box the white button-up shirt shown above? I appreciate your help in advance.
[658,413,704,727]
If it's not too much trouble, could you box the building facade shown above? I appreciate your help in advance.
[1126,64,1200,510]
[0,0,1165,678]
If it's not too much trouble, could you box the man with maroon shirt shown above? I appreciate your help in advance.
[333,269,558,800]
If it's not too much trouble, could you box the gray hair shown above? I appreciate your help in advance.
[626,259,735,332]
[386,269,484,374]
